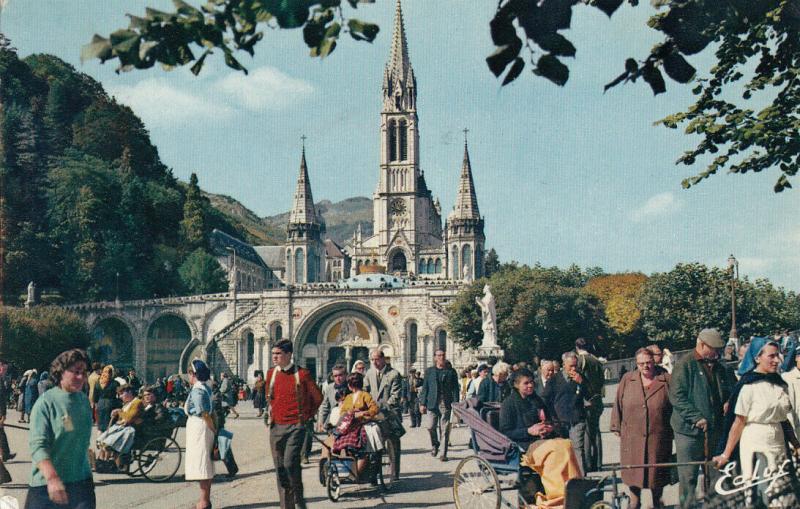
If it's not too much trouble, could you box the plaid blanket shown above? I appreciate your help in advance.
[332,423,366,454]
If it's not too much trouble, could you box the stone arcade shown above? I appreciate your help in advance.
[66,0,487,381]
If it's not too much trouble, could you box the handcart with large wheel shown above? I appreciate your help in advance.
[315,423,393,502]
[95,407,185,483]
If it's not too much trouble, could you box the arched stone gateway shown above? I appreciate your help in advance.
[293,301,394,379]
[90,317,135,373]
[147,314,192,381]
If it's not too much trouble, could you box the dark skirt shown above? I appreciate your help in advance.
[25,478,95,509]
[96,398,114,432]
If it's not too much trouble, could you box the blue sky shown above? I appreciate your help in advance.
[4,1,799,290]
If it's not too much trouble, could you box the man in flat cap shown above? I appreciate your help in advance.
[669,328,736,508]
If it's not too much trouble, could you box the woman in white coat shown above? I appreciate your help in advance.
[185,359,215,509]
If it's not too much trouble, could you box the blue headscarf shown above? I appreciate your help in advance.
[191,359,210,382]
[737,336,774,376]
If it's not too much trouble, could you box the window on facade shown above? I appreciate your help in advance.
[437,330,447,352]
[452,246,459,279]
[286,250,293,283]
[275,324,283,341]
[246,332,255,365]
[418,260,425,274]
[388,120,397,162]
[294,249,304,283]
[409,322,418,364]
[398,120,407,161]
[435,258,442,273]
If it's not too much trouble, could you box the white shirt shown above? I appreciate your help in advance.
[782,368,800,430]
[735,379,792,425]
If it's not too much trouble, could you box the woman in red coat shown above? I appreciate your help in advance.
[610,348,672,509]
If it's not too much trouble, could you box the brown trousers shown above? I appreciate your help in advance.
[269,423,306,509]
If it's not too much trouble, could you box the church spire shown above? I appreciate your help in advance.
[382,0,416,112]
[288,141,319,226]
[450,130,480,221]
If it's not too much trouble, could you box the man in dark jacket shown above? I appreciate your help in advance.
[0,359,14,462]
[575,337,605,472]
[419,350,460,461]
[669,328,735,509]
[477,361,510,404]
[543,351,591,474]
[406,369,422,427]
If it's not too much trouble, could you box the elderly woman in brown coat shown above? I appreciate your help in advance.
[611,348,672,509]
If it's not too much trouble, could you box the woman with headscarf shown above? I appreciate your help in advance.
[18,370,33,423]
[351,360,366,375]
[24,370,39,420]
[185,359,214,509]
[93,366,118,432]
[714,337,800,506]
[37,372,53,395]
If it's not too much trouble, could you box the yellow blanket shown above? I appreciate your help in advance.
[521,438,582,509]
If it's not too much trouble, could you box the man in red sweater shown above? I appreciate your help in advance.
[266,339,322,509]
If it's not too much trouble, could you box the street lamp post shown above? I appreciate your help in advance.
[115,271,120,307]
[728,254,739,350]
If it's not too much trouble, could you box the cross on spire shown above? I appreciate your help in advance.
[301,134,307,151]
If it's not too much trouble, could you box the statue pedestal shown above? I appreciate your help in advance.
[475,345,504,364]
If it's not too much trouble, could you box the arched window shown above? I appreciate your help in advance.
[408,322,418,364]
[275,325,283,341]
[388,120,397,162]
[427,258,434,274]
[418,259,425,274]
[307,246,317,282]
[286,249,293,283]
[437,330,447,352]
[461,244,473,278]
[435,258,442,273]
[452,245,459,279]
[365,259,371,266]
[475,246,483,278]
[398,120,408,161]
[391,251,407,273]
[246,332,255,366]
[294,248,304,283]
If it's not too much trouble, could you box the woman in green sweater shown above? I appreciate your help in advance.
[26,349,94,509]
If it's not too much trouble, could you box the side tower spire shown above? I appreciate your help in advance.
[447,130,485,281]
[287,139,324,284]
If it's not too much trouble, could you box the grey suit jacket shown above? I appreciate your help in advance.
[364,365,402,412]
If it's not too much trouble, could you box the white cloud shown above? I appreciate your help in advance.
[109,78,233,128]
[215,66,314,111]
[630,192,683,222]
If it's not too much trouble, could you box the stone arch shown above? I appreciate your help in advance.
[293,301,395,374]
[146,313,193,382]
[433,325,448,353]
[268,321,284,343]
[386,247,410,273]
[89,316,135,373]
[178,338,204,375]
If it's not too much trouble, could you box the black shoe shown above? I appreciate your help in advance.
[440,455,448,462]
[2,453,15,462]
[431,446,439,457]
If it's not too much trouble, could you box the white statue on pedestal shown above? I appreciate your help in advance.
[475,284,498,349]
[25,281,36,308]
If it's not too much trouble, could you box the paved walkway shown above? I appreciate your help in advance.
[1,389,688,508]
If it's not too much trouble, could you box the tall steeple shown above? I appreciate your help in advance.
[288,143,319,226]
[450,134,481,221]
[286,140,324,284]
[382,0,416,113]
[446,129,485,281]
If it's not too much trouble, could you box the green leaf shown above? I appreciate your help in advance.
[641,64,666,95]
[502,57,525,86]
[663,51,695,83]
[110,29,141,54]
[348,19,379,42]
[625,58,638,73]
[486,40,522,78]
[535,32,576,57]
[592,0,624,17]
[534,54,569,86]
[190,49,213,75]
[81,35,113,63]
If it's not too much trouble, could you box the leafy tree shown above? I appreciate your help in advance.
[585,273,647,336]
[448,264,606,362]
[178,248,227,295]
[84,1,800,191]
[0,306,91,372]
[484,248,500,277]
[638,262,800,351]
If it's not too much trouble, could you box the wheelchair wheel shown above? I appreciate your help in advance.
[453,456,501,509]
[139,436,182,482]
[326,469,341,502]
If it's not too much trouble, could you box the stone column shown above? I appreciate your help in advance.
[345,346,352,372]
[397,333,407,375]
[257,338,266,374]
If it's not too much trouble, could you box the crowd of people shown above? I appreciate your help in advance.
[8,326,800,508]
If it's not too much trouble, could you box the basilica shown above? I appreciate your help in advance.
[210,0,485,289]
[73,0,488,382]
